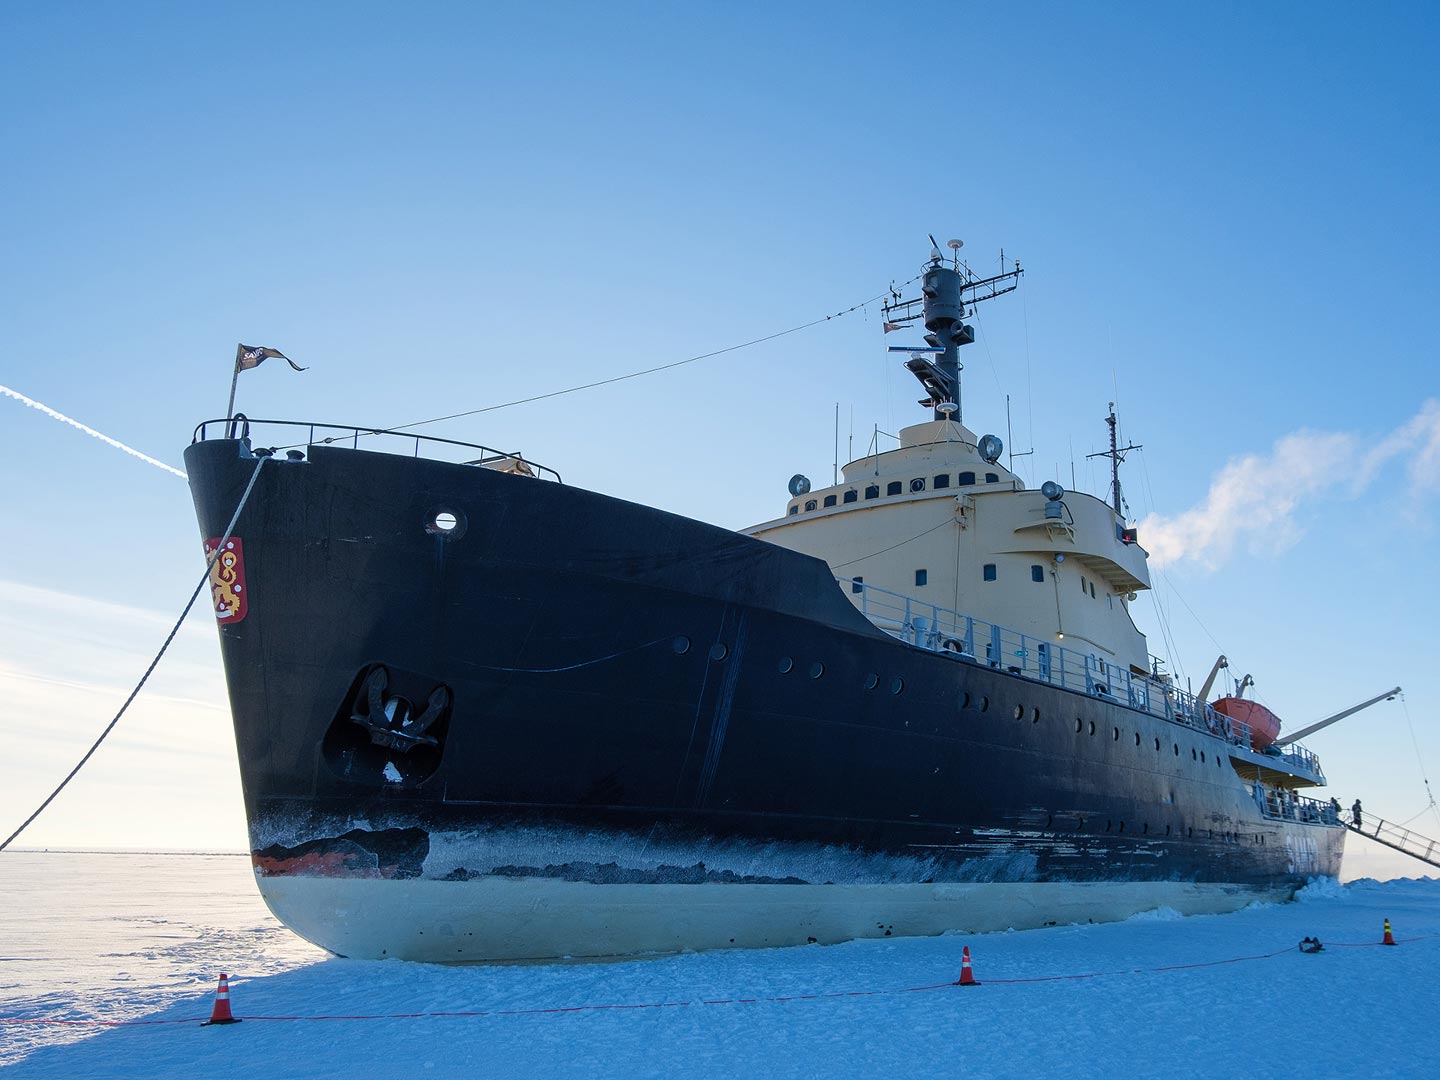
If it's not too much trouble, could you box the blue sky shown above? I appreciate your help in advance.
[2,2,1437,876]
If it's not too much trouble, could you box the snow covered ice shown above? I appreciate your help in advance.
[2,852,1436,1079]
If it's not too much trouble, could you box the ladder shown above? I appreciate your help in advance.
[1344,811,1440,869]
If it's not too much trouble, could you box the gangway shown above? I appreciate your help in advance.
[1344,811,1440,870]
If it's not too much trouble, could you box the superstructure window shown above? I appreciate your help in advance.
[983,564,997,581]
[804,499,817,511]
[985,472,999,484]
[789,505,798,516]
[958,471,976,485]
[910,478,925,492]
[823,494,837,507]
[933,474,950,489]
[1031,565,1044,583]
[865,484,879,500]
[915,569,928,586]
[1081,575,1088,594]
[887,481,902,496]
[843,489,857,504]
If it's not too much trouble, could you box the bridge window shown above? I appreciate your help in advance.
[823,494,837,508]
[933,474,950,489]
[789,505,798,516]
[843,489,857,504]
[910,478,926,492]
[985,472,999,483]
[1031,565,1044,583]
[915,569,928,587]
[865,484,879,500]
[958,471,976,485]
[887,481,903,496]
[983,564,997,581]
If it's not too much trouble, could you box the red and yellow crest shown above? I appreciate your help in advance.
[205,536,248,623]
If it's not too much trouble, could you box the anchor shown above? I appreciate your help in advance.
[349,666,449,753]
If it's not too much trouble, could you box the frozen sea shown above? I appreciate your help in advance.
[1,852,1436,1079]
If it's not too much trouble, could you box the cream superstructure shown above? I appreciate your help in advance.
[746,418,1153,674]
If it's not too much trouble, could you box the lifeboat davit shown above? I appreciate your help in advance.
[1211,697,1282,751]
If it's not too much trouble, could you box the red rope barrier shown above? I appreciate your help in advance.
[3,935,1428,1028]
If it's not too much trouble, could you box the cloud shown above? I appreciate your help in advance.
[1140,399,1440,569]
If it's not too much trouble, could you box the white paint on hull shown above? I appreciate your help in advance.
[256,874,1291,963]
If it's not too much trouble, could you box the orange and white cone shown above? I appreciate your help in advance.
[955,945,980,986]
[202,972,242,1025]
[1383,919,1397,946]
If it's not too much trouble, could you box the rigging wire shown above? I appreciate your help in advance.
[829,519,955,571]
[0,456,269,854]
[1397,692,1440,833]
[387,275,922,434]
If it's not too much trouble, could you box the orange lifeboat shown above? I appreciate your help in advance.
[1211,697,1282,751]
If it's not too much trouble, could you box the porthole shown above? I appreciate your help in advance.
[979,696,990,712]
[1032,707,1041,723]
[709,643,728,661]
[1155,737,1161,751]
[1088,721,1096,736]
[426,506,467,539]
[1075,717,1083,734]
[672,636,691,654]
[864,672,879,689]
[1014,705,1024,720]
[1188,827,1194,838]
[808,661,825,679]
[1165,824,1172,836]
[804,499,817,511]
[889,677,904,695]
[1105,819,1113,832]
[910,477,926,492]
[1118,821,1126,833]
[1142,823,1149,834]
[1192,748,1198,761]
[1173,743,1180,756]
[961,691,972,709]
[1134,732,1141,747]
[1112,726,1120,741]
[1077,817,1085,830]
[778,656,794,673]
[1046,815,1053,828]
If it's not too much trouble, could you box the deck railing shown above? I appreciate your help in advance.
[842,577,1324,780]
[191,416,563,483]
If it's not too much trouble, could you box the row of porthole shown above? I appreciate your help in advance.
[1064,715,1224,768]
[673,644,1229,765]
[677,639,912,696]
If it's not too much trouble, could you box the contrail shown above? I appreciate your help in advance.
[0,383,188,480]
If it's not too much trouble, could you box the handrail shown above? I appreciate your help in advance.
[1250,784,1341,826]
[191,416,562,483]
[839,576,1327,780]
[1343,812,1440,868]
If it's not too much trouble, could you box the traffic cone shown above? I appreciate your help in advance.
[955,945,980,986]
[201,973,242,1025]
[1383,919,1397,946]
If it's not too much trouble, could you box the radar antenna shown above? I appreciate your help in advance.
[883,238,1023,422]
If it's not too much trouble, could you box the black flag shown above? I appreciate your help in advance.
[236,344,306,372]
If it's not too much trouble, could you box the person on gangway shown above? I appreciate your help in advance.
[1351,799,1363,829]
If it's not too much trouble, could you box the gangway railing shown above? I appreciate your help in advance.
[1343,811,1440,869]
[841,577,1326,778]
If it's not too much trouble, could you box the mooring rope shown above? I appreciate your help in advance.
[0,455,268,853]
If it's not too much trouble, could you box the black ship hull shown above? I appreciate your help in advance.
[184,435,1343,962]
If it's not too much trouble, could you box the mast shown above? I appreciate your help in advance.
[883,237,1023,422]
[1087,402,1142,518]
